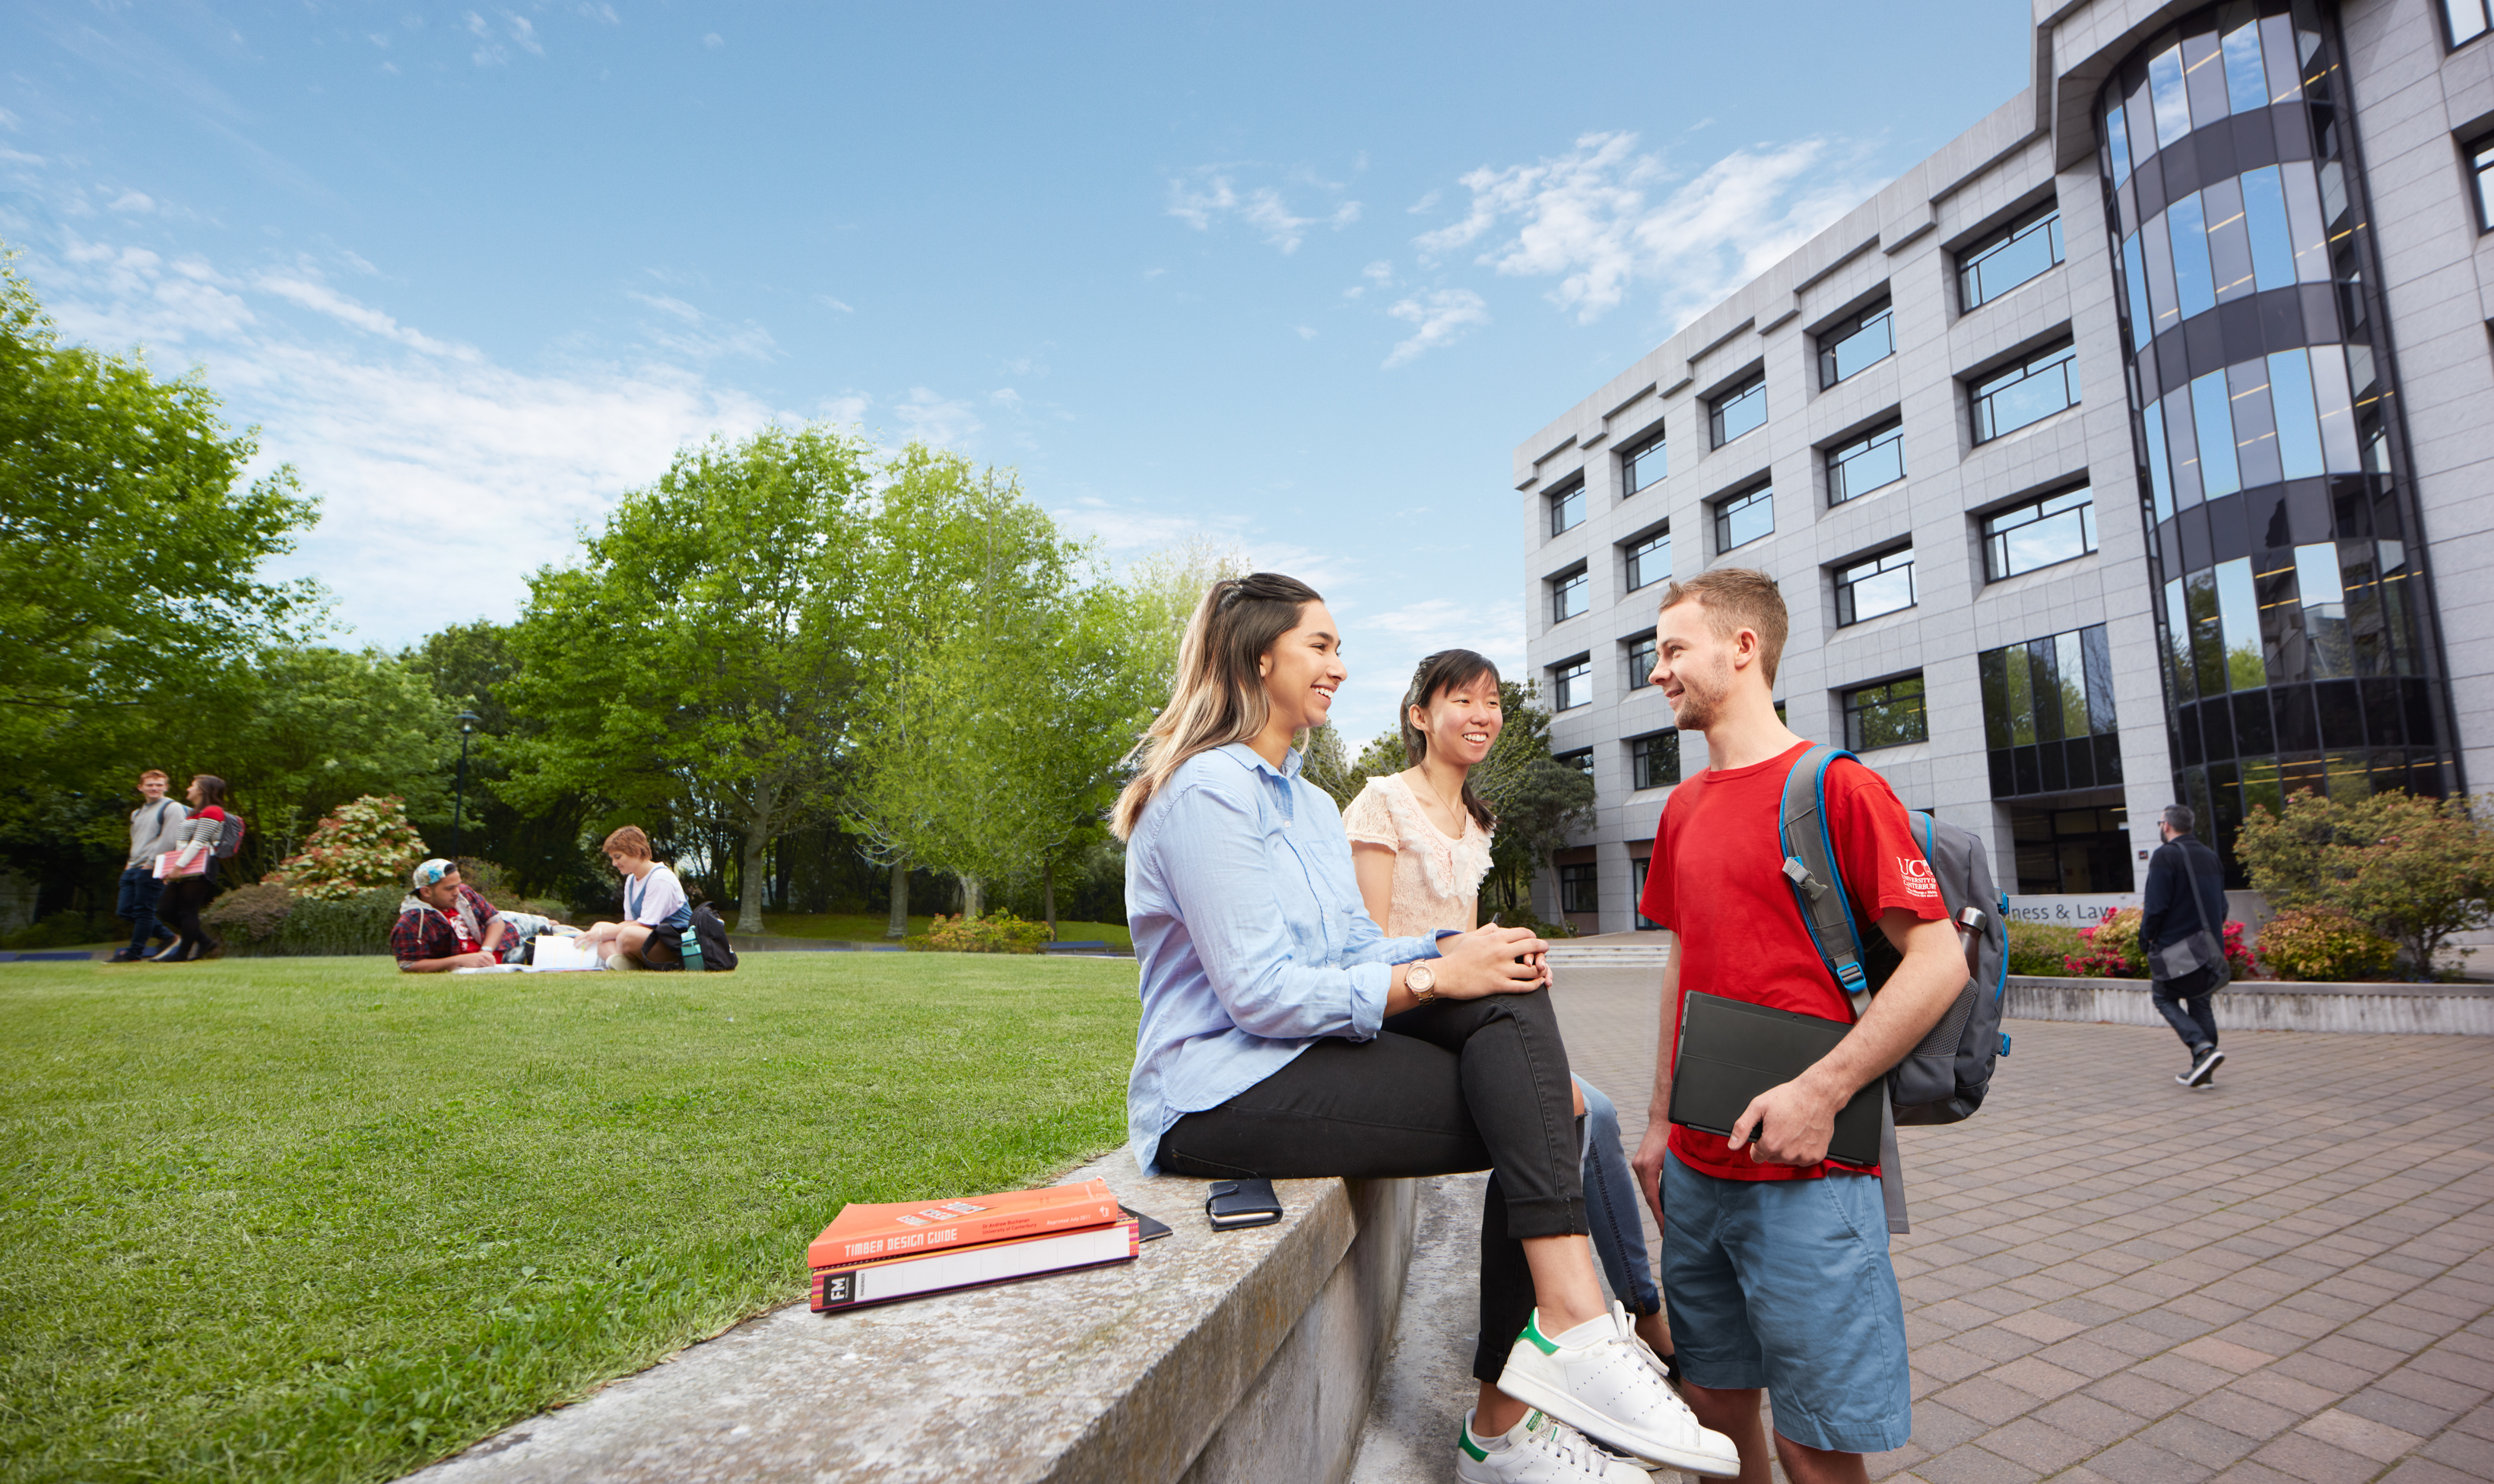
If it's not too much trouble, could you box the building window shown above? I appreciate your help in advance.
[1630,857,1660,930]
[2472,132,2494,230]
[1959,204,2064,311]
[1550,565,1588,624]
[1631,731,1680,789]
[1550,655,1591,712]
[1818,299,1894,387]
[1826,420,1905,505]
[1978,625,2121,800]
[1548,481,1585,536]
[2447,0,2491,46]
[1557,747,1594,782]
[1970,340,2080,444]
[1713,486,1774,553]
[1621,430,1668,495]
[1709,373,1768,447]
[1982,485,2097,581]
[1842,675,1928,752]
[1557,861,1600,914]
[1625,631,1656,690]
[1833,546,1915,626]
[1624,528,1670,591]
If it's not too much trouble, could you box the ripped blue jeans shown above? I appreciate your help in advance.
[1575,1076,1661,1315]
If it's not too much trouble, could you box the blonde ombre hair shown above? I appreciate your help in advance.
[1112,572,1325,840]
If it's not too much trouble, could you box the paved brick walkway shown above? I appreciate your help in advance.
[1545,966,2494,1483]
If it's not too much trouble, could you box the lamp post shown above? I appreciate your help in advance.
[451,711,481,863]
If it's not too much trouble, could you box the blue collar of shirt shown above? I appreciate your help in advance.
[1214,739,1302,779]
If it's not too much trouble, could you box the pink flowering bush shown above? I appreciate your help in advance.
[271,795,430,901]
[2061,906,2255,979]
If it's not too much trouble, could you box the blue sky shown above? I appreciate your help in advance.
[2,2,2028,743]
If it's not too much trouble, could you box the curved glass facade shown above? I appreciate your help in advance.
[2098,0,2454,881]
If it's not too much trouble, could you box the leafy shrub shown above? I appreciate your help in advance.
[199,883,297,943]
[2064,907,2255,980]
[224,886,402,957]
[910,912,1054,954]
[455,858,518,900]
[272,796,429,901]
[2258,906,2399,983]
[2235,788,2494,975]
[2064,908,2142,978]
[2006,921,2088,976]
[516,898,574,924]
[2,912,109,950]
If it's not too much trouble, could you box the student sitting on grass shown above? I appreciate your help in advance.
[571,826,690,970]
[392,859,508,972]
[1116,574,1738,1483]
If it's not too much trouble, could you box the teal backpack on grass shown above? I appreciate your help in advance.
[1775,744,2013,1230]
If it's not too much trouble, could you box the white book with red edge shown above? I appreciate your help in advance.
[807,1178,1134,1312]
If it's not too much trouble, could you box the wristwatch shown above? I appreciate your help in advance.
[1405,963,1437,1004]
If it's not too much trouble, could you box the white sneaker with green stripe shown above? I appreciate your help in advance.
[1455,1406,1652,1482]
[1496,1302,1741,1477]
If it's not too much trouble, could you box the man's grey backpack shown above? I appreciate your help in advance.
[1775,744,2012,1230]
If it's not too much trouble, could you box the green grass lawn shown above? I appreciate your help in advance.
[754,912,1134,950]
[0,953,1141,1483]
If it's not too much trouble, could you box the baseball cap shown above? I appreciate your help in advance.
[411,858,456,888]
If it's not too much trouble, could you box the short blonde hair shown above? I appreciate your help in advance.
[602,825,652,861]
[1659,568,1788,687]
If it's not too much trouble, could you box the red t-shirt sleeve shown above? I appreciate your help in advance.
[195,806,227,822]
[1826,762,1948,928]
[1637,805,1674,929]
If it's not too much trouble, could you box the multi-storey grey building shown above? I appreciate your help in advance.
[1518,0,2491,937]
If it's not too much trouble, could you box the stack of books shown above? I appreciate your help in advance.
[808,1178,1139,1312]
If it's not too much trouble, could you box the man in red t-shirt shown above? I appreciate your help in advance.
[1626,569,1966,1484]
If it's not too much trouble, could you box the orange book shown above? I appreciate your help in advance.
[805,1178,1122,1270]
[809,1218,1140,1312]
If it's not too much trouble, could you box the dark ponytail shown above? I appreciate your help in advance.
[1398,649,1499,832]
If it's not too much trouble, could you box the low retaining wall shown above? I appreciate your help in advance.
[2006,975,2494,1035]
[403,1151,1417,1484]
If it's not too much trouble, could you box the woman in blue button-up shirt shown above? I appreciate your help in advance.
[1114,573,1709,1471]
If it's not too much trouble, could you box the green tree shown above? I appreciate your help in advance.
[500,423,872,933]
[1473,681,1594,924]
[2235,788,2494,975]
[0,246,321,765]
[845,449,1152,931]
[1120,536,1250,699]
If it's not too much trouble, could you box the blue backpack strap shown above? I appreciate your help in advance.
[1776,744,1870,1004]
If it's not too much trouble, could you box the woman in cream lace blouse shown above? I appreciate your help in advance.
[1343,649,1677,1365]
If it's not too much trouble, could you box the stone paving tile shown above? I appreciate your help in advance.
[1532,971,2494,1484]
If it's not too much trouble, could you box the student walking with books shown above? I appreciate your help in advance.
[1118,574,1737,1484]
[1341,648,1679,1375]
[1626,569,1967,1484]
[150,775,239,962]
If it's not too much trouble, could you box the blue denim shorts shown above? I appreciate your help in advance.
[1661,1150,1911,1454]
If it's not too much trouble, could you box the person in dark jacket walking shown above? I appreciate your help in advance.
[151,775,236,962]
[2141,804,2229,1088]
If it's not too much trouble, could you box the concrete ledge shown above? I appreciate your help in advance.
[2006,976,2494,1035]
[402,1151,1417,1484]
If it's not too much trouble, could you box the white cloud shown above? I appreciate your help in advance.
[465,11,505,65]
[1418,130,1884,330]
[1166,167,1361,255]
[579,3,620,22]
[703,32,725,49]
[624,290,775,361]
[259,272,473,357]
[107,190,155,214]
[892,387,980,447]
[1382,288,1488,368]
[815,294,854,312]
[27,238,785,646]
[508,14,544,57]
[1295,325,1316,340]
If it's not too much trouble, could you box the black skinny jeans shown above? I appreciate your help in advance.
[2152,963,2220,1053]
[158,866,221,953]
[1158,987,1585,1384]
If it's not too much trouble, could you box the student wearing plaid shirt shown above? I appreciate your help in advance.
[392,858,508,972]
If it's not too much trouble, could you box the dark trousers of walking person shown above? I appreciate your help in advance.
[155,867,221,959]
[2152,962,2220,1053]
[1157,986,1585,1383]
[117,867,169,956]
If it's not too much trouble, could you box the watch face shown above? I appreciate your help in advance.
[1407,965,1434,993]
